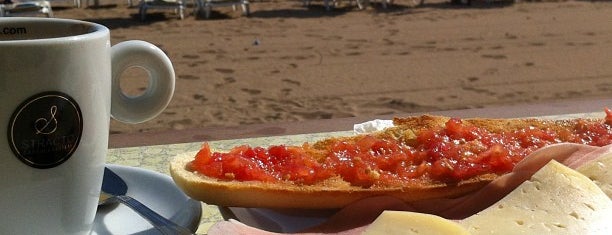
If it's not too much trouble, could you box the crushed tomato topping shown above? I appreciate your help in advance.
[188,109,612,187]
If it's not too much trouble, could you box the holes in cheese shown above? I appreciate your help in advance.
[461,160,612,234]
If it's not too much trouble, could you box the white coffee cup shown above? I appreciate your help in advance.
[0,17,175,234]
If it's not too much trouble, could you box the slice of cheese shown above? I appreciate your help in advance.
[365,161,612,235]
[576,152,612,199]
[461,160,612,234]
[364,210,470,235]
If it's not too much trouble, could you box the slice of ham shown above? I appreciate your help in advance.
[207,143,612,235]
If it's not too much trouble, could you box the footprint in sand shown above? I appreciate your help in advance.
[462,37,482,42]
[345,44,360,50]
[187,60,208,67]
[382,99,425,112]
[325,35,343,41]
[296,111,334,120]
[497,92,517,100]
[294,55,311,60]
[163,111,177,116]
[566,42,595,46]
[241,88,262,95]
[387,29,399,36]
[504,33,518,40]
[383,38,394,46]
[215,68,235,74]
[183,54,200,59]
[466,77,479,82]
[282,79,301,86]
[436,94,459,102]
[462,86,496,96]
[411,45,436,50]
[596,83,612,92]
[193,94,207,101]
[199,49,217,54]
[481,54,507,59]
[178,74,199,80]
[498,91,526,100]
[281,88,292,96]
[112,35,127,40]
[396,51,411,56]
[529,42,545,47]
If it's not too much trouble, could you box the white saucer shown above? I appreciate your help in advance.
[227,207,337,233]
[92,164,202,235]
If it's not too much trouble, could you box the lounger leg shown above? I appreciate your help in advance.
[357,0,368,9]
[204,4,211,18]
[324,0,331,10]
[194,0,201,16]
[139,6,146,21]
[241,1,249,16]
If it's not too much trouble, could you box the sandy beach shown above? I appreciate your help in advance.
[49,0,612,135]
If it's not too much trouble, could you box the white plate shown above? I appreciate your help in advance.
[92,164,202,235]
[227,207,337,233]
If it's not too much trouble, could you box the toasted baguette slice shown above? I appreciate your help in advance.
[171,151,494,209]
[170,114,609,209]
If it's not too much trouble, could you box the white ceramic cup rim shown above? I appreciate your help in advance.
[0,17,108,44]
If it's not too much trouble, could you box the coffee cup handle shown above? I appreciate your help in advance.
[110,40,175,124]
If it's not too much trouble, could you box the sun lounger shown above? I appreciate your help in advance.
[195,0,249,19]
[354,0,393,9]
[49,0,80,8]
[139,0,185,21]
[302,0,392,10]
[1,0,53,17]
[302,0,336,11]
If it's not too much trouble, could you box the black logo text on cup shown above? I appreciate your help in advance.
[8,92,83,169]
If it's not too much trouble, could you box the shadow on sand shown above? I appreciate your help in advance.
[62,0,517,29]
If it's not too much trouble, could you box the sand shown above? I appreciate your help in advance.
[49,0,612,135]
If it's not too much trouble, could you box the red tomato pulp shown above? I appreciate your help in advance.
[189,110,612,187]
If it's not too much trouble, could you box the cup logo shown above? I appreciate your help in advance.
[35,105,59,135]
[7,92,83,169]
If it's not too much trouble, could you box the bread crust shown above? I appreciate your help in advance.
[170,115,605,209]
[171,152,494,209]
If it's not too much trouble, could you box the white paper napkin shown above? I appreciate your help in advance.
[353,119,394,134]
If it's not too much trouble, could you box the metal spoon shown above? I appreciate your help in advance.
[99,167,195,235]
